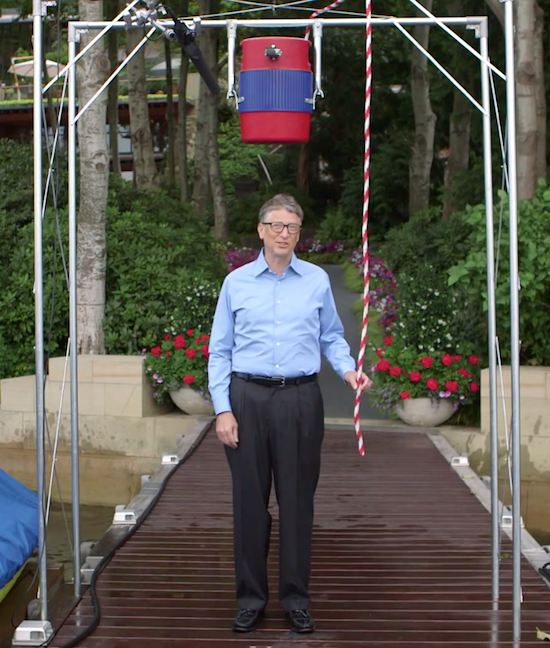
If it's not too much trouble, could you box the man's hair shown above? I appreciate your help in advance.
[258,194,304,223]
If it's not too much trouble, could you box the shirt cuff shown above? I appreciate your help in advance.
[213,394,232,415]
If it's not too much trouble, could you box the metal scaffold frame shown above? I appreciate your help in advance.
[24,0,523,643]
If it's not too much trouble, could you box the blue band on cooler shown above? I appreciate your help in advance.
[238,69,313,113]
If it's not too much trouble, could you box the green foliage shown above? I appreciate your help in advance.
[0,140,34,217]
[448,182,550,366]
[380,206,474,276]
[144,330,211,403]
[104,200,225,353]
[370,125,411,234]
[393,264,477,352]
[0,170,226,378]
[369,337,481,415]
[316,206,360,243]
[0,208,69,378]
[218,117,287,235]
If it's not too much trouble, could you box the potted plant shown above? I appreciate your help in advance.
[370,336,480,426]
[144,328,213,415]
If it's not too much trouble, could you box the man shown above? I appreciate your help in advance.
[208,194,370,634]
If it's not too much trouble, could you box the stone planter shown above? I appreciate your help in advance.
[395,397,454,427]
[169,386,214,416]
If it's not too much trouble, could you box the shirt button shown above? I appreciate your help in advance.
[276,300,281,304]
[276,342,281,346]
[275,364,280,368]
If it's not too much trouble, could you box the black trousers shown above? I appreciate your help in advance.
[225,375,324,611]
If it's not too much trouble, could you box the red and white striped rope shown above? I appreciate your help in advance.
[304,0,346,40]
[353,0,373,457]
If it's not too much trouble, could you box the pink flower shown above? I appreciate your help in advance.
[383,335,394,347]
[376,348,385,358]
[441,354,453,366]
[457,367,471,378]
[399,391,411,400]
[183,374,196,385]
[186,328,195,337]
[201,345,209,358]
[409,370,422,383]
[420,356,434,369]
[150,346,161,357]
[185,348,196,359]
[426,378,439,391]
[469,381,480,393]
[468,355,480,365]
[389,366,402,377]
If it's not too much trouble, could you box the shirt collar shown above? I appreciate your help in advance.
[252,249,304,277]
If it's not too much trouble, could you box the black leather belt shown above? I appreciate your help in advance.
[232,372,317,387]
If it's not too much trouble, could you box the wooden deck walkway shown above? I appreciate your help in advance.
[50,426,550,647]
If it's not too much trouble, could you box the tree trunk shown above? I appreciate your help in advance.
[192,0,227,232]
[164,39,176,188]
[533,3,546,182]
[485,0,504,28]
[177,0,190,203]
[408,0,436,216]
[443,0,472,218]
[486,0,546,201]
[127,28,157,188]
[107,0,121,175]
[297,143,309,192]
[76,0,110,353]
[177,46,190,202]
[515,0,544,199]
[191,76,211,215]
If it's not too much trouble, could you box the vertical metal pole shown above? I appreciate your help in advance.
[33,0,48,621]
[502,0,521,641]
[68,25,82,597]
[479,18,499,605]
[226,21,237,106]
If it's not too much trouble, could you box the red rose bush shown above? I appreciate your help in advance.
[370,337,480,415]
[144,329,211,403]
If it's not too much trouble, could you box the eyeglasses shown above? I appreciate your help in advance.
[261,221,301,234]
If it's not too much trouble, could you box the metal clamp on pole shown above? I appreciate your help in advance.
[227,21,239,108]
[312,20,324,107]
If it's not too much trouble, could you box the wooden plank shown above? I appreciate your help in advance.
[48,427,550,646]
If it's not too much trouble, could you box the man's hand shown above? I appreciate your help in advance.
[345,370,373,393]
[215,411,239,449]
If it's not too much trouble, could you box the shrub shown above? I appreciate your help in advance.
[0,183,225,379]
[448,182,550,366]
[104,206,225,353]
[380,206,473,276]
[0,208,69,378]
[316,206,360,244]
[393,263,477,352]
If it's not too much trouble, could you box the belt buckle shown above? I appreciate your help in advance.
[273,375,285,387]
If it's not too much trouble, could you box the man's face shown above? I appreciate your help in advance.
[257,208,302,261]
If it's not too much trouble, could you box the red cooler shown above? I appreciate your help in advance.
[238,37,313,144]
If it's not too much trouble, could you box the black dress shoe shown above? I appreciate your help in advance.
[287,609,315,633]
[233,607,264,632]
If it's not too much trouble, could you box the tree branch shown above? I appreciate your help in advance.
[485,0,504,29]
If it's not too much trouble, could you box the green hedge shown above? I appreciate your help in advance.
[0,167,225,379]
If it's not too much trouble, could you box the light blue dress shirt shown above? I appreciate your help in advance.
[208,250,355,414]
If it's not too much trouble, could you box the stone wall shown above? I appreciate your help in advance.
[440,366,550,543]
[0,355,212,505]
